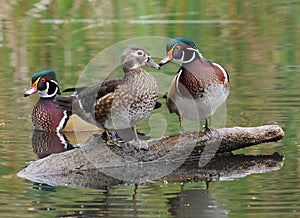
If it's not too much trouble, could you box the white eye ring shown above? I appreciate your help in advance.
[137,50,144,56]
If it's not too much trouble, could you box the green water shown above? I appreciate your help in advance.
[0,1,299,217]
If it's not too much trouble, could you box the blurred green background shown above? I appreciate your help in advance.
[0,1,299,217]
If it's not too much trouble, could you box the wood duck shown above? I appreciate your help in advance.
[24,70,72,132]
[24,70,98,133]
[55,46,160,150]
[159,38,230,132]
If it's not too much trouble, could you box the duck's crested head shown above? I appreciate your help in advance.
[30,70,59,85]
[166,38,198,52]
[159,38,201,66]
[121,46,160,72]
[24,70,60,98]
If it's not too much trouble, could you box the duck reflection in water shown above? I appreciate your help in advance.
[31,130,74,159]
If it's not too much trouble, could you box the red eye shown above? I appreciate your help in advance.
[175,45,181,51]
[40,78,46,83]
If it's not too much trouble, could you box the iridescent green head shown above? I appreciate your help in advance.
[24,70,60,98]
[159,38,202,65]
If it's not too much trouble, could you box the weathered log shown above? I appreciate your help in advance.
[18,125,284,187]
[106,124,285,161]
[18,152,284,189]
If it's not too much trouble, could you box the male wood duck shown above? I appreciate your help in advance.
[55,46,160,150]
[24,70,97,132]
[159,38,230,132]
[24,70,72,132]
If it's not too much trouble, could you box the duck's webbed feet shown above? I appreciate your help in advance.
[201,118,219,138]
[102,130,122,147]
[127,125,149,151]
[127,139,149,151]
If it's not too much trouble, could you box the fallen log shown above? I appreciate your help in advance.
[18,152,284,189]
[18,125,284,186]
[106,124,285,161]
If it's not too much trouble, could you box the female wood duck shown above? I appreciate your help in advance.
[159,38,230,132]
[24,70,72,132]
[55,46,160,150]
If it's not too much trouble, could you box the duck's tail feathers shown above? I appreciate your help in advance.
[162,92,168,99]
[154,101,162,109]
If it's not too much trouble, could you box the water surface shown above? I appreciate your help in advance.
[0,1,299,217]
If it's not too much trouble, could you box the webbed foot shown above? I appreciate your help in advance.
[201,127,219,139]
[102,130,122,147]
[106,139,122,147]
[128,140,149,151]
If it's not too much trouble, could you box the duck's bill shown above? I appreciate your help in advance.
[146,57,161,70]
[24,86,38,97]
[159,52,173,66]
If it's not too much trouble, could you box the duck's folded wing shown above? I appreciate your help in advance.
[55,79,122,113]
[55,79,122,127]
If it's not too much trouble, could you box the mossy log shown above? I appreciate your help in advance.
[18,125,285,187]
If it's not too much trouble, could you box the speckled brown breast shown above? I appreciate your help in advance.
[94,69,158,130]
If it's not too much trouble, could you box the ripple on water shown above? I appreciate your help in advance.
[213,172,300,217]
